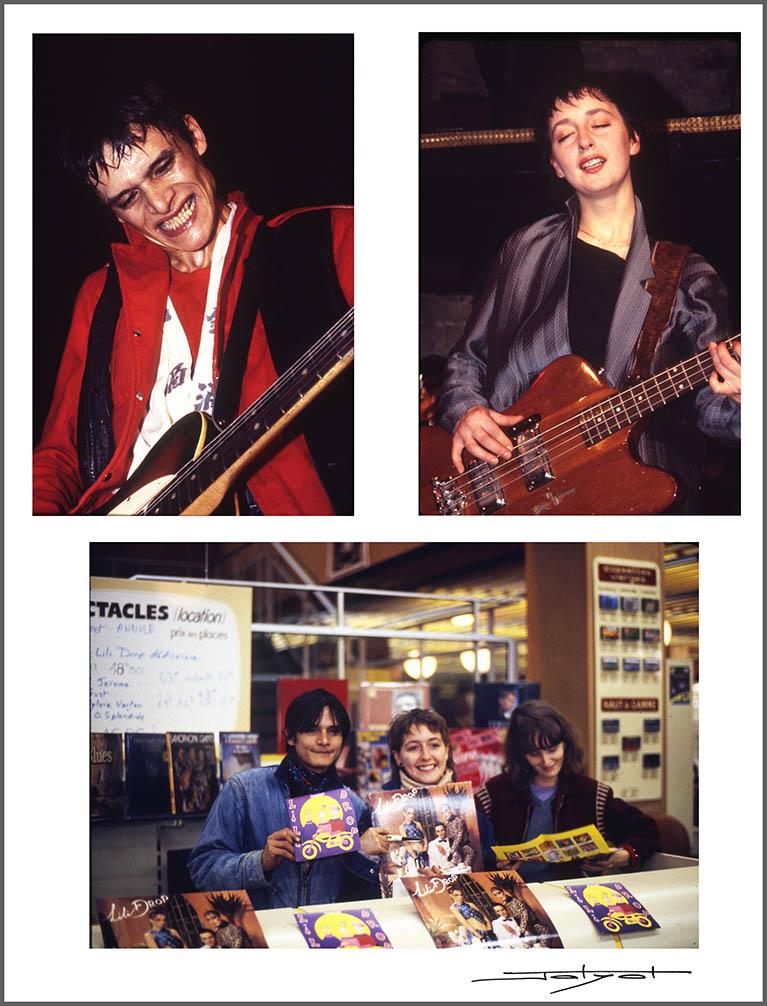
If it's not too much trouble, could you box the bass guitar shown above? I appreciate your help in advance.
[420,337,739,516]
[95,307,353,515]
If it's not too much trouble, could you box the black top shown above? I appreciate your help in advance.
[568,238,626,371]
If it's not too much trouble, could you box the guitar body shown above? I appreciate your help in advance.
[95,413,239,516]
[79,307,355,516]
[420,355,680,516]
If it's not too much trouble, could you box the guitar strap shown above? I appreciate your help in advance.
[76,258,121,489]
[212,217,270,428]
[627,240,691,383]
[77,208,351,510]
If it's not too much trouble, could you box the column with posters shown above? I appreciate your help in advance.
[592,558,664,802]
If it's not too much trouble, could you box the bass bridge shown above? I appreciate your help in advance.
[431,476,467,515]
[510,413,555,492]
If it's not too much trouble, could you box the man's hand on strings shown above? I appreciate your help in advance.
[451,406,523,474]
[709,338,741,405]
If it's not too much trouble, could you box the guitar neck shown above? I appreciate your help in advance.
[580,336,739,445]
[141,307,354,515]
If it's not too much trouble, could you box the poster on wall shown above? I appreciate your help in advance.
[473,682,541,728]
[90,577,252,734]
[669,664,692,704]
[592,558,664,802]
[359,682,431,731]
[327,542,370,579]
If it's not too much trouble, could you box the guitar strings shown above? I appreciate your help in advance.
[138,307,354,514]
[143,310,353,513]
[442,341,733,508]
[444,350,714,507]
[435,340,732,512]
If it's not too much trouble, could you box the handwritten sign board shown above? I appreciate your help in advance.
[90,577,252,733]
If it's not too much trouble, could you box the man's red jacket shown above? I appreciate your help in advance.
[32,194,353,515]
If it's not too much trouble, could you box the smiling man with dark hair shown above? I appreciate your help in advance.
[34,82,353,516]
[188,689,390,909]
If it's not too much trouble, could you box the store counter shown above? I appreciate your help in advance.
[91,861,698,949]
[255,863,698,949]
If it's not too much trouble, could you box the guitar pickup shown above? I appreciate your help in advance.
[510,414,554,492]
[466,460,506,514]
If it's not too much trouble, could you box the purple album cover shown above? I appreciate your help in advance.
[293,908,392,948]
[286,788,360,862]
[564,881,660,935]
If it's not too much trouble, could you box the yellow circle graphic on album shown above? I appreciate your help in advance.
[314,912,371,940]
[299,793,344,827]
[583,884,627,908]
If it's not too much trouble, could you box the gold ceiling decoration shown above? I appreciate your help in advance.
[421,114,740,151]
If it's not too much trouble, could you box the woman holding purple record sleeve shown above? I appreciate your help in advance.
[188,690,390,909]
[476,701,660,882]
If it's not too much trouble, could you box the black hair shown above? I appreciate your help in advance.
[533,72,641,159]
[62,81,196,187]
[148,908,169,921]
[283,688,351,744]
[503,700,584,788]
[198,928,216,937]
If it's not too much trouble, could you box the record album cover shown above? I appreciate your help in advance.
[220,732,261,782]
[95,890,267,948]
[402,870,563,949]
[169,733,219,816]
[90,732,124,819]
[355,730,392,795]
[473,682,541,729]
[286,788,361,862]
[449,728,505,791]
[564,881,660,935]
[124,733,172,819]
[368,781,482,897]
[293,907,392,948]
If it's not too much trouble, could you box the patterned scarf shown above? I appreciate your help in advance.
[282,747,340,797]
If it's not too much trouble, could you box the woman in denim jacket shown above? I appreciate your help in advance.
[188,690,390,909]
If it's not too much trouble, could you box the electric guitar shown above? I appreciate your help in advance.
[420,337,739,516]
[94,307,353,515]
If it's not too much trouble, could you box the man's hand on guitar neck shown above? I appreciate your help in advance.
[708,337,741,405]
[451,406,524,474]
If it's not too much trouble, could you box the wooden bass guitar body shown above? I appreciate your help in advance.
[419,355,680,516]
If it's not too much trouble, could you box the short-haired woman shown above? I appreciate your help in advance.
[384,707,496,869]
[438,74,740,513]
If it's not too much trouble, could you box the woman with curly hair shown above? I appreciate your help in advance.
[383,707,496,869]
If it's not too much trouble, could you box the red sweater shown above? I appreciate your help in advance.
[32,195,353,515]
